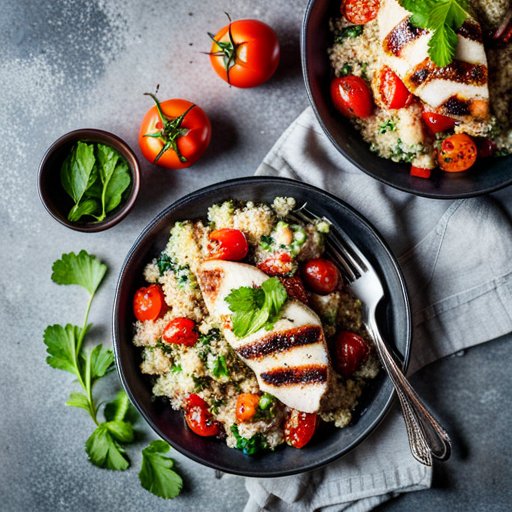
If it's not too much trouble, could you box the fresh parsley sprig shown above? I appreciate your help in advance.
[399,0,471,68]
[43,250,182,498]
[225,277,288,338]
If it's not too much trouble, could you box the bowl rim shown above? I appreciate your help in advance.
[300,0,512,200]
[112,176,412,477]
[37,128,141,232]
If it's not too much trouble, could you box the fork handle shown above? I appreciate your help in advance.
[369,321,452,466]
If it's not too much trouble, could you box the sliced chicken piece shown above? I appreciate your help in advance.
[378,0,489,120]
[197,260,333,414]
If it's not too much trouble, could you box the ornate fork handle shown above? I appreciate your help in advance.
[368,317,452,465]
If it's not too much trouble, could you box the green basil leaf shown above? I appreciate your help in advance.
[104,161,131,213]
[68,198,99,222]
[60,142,96,204]
[96,143,120,186]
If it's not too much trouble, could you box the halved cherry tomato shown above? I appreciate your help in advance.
[341,0,380,24]
[410,166,432,179]
[208,228,248,261]
[258,252,294,276]
[331,76,374,119]
[236,393,260,422]
[185,394,219,437]
[209,18,280,88]
[279,275,309,304]
[284,410,317,449]
[421,111,456,134]
[302,258,340,295]
[133,284,167,322]
[378,66,412,109]
[334,331,370,376]
[162,318,198,347]
[438,134,478,172]
[139,94,211,169]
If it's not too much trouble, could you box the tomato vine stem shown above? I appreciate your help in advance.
[142,92,195,164]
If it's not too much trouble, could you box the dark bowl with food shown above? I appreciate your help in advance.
[38,129,141,232]
[301,0,512,199]
[112,176,411,477]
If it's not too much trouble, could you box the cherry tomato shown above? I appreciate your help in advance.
[284,410,317,449]
[341,0,380,25]
[162,318,198,347]
[331,76,374,119]
[209,18,280,88]
[235,393,260,422]
[410,166,432,179]
[139,94,211,169]
[302,258,340,295]
[133,284,167,322]
[438,134,478,172]
[279,275,309,304]
[378,66,412,109]
[258,252,294,276]
[334,331,370,376]
[208,228,249,261]
[185,394,219,437]
[475,138,496,158]
[421,111,456,134]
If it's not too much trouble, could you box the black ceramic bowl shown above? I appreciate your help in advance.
[301,0,512,199]
[38,129,141,232]
[113,177,411,477]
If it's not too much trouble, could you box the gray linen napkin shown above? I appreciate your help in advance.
[244,107,512,512]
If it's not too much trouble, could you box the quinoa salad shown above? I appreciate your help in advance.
[132,197,380,453]
[329,0,512,178]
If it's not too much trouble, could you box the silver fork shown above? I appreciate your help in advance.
[290,208,451,466]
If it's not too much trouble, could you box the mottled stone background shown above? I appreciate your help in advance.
[0,0,510,511]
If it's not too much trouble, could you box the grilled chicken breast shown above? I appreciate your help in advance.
[378,0,489,119]
[197,260,333,414]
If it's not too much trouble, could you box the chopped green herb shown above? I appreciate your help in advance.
[192,375,208,391]
[157,253,174,275]
[212,356,229,379]
[380,119,397,134]
[171,365,182,373]
[341,63,353,76]
[335,24,364,44]
[260,235,274,251]
[231,425,269,455]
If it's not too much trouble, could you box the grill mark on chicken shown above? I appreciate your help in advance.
[197,269,224,304]
[407,58,488,90]
[236,325,322,360]
[383,17,427,56]
[457,19,483,43]
[261,365,327,387]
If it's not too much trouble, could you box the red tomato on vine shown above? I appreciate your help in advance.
[209,17,280,88]
[139,93,211,169]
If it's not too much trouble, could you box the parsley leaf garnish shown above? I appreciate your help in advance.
[231,425,268,455]
[140,441,183,499]
[399,0,471,67]
[225,278,288,338]
[43,251,183,497]
[212,356,229,378]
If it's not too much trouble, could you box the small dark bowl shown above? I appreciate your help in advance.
[301,0,512,199]
[112,176,412,477]
[38,129,141,232]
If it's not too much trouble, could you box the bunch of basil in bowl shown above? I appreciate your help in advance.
[38,129,141,232]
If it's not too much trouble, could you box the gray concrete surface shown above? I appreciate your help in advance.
[0,0,511,511]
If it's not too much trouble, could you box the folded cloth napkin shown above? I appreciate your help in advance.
[244,107,512,512]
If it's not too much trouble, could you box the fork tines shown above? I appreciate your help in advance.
[288,207,367,284]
